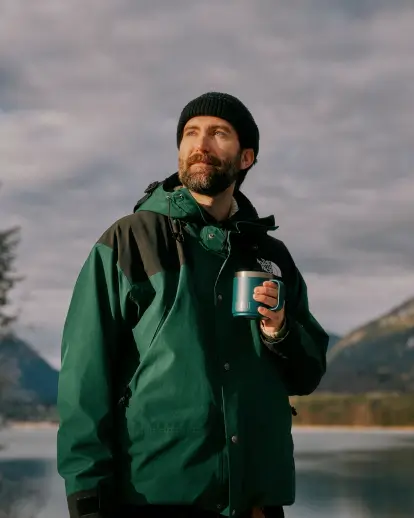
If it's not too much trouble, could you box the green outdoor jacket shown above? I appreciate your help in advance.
[57,172,329,518]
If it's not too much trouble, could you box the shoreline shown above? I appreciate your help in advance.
[4,421,414,432]
[292,424,414,432]
[5,421,59,430]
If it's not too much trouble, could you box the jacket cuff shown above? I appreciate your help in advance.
[260,318,293,359]
[264,318,309,358]
[67,488,113,518]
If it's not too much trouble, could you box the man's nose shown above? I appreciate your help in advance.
[193,133,211,153]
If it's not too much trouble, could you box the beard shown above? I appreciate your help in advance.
[178,151,242,196]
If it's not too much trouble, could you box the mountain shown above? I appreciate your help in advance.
[328,333,341,349]
[318,297,414,393]
[0,335,58,407]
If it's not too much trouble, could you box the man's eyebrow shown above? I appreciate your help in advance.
[210,124,232,133]
[183,124,232,133]
[183,124,199,132]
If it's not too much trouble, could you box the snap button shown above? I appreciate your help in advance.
[217,294,223,302]
[231,435,238,444]
[208,233,215,239]
[224,363,230,371]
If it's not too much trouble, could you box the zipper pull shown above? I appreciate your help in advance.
[118,386,132,408]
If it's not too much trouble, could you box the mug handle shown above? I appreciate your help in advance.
[267,279,285,311]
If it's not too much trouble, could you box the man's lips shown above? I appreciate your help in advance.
[188,154,221,167]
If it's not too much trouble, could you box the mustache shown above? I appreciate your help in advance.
[187,153,222,167]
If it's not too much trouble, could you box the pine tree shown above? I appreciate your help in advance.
[0,225,21,335]
[0,224,22,404]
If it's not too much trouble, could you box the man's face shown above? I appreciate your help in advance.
[178,116,243,196]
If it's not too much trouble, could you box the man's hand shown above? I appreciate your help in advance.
[253,280,285,334]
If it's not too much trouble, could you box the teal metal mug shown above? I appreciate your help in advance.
[232,270,285,318]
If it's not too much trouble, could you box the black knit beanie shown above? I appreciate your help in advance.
[176,92,259,161]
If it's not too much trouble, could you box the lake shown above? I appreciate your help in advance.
[1,426,414,518]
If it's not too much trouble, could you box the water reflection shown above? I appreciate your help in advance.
[1,429,414,518]
[290,434,414,517]
[0,460,47,518]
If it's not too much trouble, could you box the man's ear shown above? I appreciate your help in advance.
[241,149,255,170]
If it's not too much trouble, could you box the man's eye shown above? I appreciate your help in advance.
[215,131,226,137]
[185,131,196,136]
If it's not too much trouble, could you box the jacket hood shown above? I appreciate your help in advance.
[134,172,277,233]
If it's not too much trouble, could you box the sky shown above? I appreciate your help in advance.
[1,0,413,369]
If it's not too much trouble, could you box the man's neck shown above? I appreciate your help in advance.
[189,186,235,222]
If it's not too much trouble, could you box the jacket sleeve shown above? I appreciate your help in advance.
[261,248,329,396]
[57,240,131,518]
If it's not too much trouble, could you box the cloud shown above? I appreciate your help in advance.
[1,0,413,366]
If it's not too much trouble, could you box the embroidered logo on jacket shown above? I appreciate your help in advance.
[257,258,282,277]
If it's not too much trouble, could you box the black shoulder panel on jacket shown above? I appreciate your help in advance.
[97,211,182,283]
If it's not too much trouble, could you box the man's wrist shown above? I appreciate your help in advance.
[260,317,289,341]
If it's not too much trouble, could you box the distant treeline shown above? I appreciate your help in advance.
[0,403,58,423]
[3,393,414,428]
[290,392,414,427]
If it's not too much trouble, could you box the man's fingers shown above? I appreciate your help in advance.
[258,306,279,318]
[254,286,278,298]
[253,293,277,307]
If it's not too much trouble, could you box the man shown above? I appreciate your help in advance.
[57,92,329,518]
